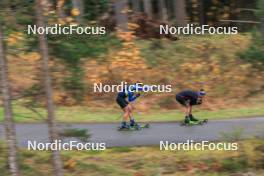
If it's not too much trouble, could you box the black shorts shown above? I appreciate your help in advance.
[116,96,129,109]
[176,95,187,106]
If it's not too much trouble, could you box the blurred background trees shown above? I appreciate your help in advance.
[0,1,263,176]
[35,0,64,175]
[0,20,20,176]
[0,0,263,109]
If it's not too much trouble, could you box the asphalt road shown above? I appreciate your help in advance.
[0,117,263,147]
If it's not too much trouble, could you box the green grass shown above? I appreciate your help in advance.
[1,139,264,176]
[0,104,263,123]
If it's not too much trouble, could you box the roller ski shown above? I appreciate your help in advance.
[118,121,150,131]
[180,115,208,126]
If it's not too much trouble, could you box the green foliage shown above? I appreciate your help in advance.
[240,0,264,65]
[110,147,132,153]
[63,0,109,21]
[220,127,244,141]
[221,156,248,172]
[83,0,109,21]
[48,33,120,101]
[0,0,35,31]
[59,128,90,142]
[255,144,264,168]
[48,32,118,61]
[257,0,264,17]
[239,31,264,64]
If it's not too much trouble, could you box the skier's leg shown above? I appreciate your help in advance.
[128,104,136,126]
[184,105,192,124]
[189,114,199,121]
[176,95,191,124]
[116,96,130,129]
[120,106,130,128]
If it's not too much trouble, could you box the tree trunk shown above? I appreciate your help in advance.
[158,0,168,22]
[71,0,84,23]
[0,23,20,176]
[35,1,64,176]
[261,17,264,39]
[199,0,205,25]
[114,0,128,31]
[56,0,66,19]
[174,0,187,26]
[132,0,141,12]
[143,0,152,18]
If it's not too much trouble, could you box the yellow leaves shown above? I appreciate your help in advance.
[128,23,140,30]
[65,17,74,23]
[116,31,135,42]
[240,64,251,70]
[57,0,65,8]
[104,27,148,80]
[221,13,230,19]
[206,12,214,17]
[90,21,97,25]
[180,62,203,72]
[58,18,66,25]
[64,158,77,169]
[6,32,24,46]
[121,7,130,14]
[71,8,80,17]
[122,42,135,48]
[84,60,109,83]
[55,0,82,24]
[23,52,41,62]
[53,91,76,106]
[212,0,219,5]
[212,67,220,75]
[6,37,17,45]
[53,91,66,104]
[116,24,139,41]
[196,45,206,51]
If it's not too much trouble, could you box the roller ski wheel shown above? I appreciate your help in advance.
[117,125,130,131]
[118,123,150,131]
[181,119,208,126]
[132,123,150,130]
[198,119,208,125]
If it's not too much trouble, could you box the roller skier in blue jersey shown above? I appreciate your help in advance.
[116,83,146,129]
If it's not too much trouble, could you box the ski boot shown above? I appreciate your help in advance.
[181,116,197,126]
[130,119,137,127]
[189,114,199,122]
[118,122,130,130]
[130,119,142,130]
[184,116,191,124]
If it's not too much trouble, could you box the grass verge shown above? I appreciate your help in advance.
[0,105,263,123]
[0,139,264,176]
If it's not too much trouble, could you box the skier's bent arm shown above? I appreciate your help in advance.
[128,92,140,102]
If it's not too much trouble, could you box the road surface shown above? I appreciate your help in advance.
[0,117,263,147]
